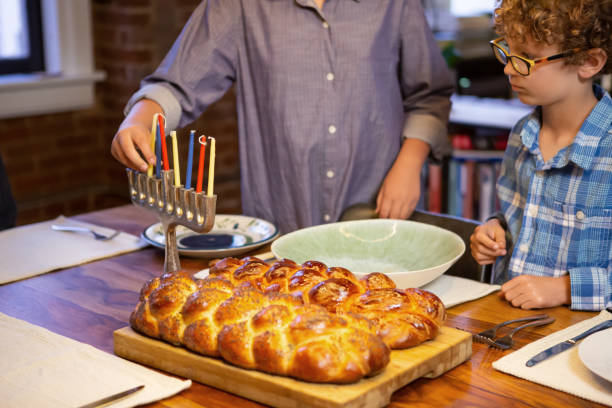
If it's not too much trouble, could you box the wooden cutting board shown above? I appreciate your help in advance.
[114,325,471,408]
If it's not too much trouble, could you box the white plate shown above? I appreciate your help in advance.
[142,214,279,258]
[578,327,612,383]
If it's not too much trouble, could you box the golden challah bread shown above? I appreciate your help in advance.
[208,256,446,348]
[130,256,445,383]
[130,268,390,383]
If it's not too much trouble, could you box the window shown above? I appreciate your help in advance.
[0,0,44,75]
[0,0,105,119]
[450,0,495,17]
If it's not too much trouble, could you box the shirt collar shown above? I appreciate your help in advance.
[520,84,612,170]
[568,84,612,170]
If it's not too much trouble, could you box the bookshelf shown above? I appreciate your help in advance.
[426,94,532,222]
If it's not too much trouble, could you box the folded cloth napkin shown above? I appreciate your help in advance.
[421,275,501,308]
[0,312,191,408]
[493,309,612,406]
[195,254,500,309]
[0,215,147,285]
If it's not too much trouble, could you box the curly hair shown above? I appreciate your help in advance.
[493,0,612,74]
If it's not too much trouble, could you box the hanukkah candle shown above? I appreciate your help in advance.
[126,119,216,273]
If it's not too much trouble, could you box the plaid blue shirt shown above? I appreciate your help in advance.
[493,85,612,311]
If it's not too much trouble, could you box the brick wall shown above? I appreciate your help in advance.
[0,0,241,226]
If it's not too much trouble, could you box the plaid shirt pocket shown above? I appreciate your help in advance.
[564,205,612,268]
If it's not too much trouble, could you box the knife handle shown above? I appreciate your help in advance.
[571,319,612,342]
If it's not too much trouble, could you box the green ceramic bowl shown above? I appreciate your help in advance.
[271,219,465,289]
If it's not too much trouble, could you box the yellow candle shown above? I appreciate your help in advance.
[207,137,216,196]
[147,113,158,177]
[171,130,181,186]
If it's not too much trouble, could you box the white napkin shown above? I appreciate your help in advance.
[421,275,501,308]
[0,312,191,408]
[493,310,612,406]
[0,216,147,284]
[195,254,500,309]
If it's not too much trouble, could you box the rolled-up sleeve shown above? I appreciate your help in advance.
[399,1,454,161]
[124,0,241,131]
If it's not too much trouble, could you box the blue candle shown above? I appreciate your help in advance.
[185,130,195,189]
[155,121,162,178]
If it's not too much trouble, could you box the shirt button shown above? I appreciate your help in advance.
[528,207,537,217]
[326,72,334,81]
[326,170,335,178]
[322,21,329,29]
[323,214,331,222]
[576,210,585,220]
[328,125,337,134]
[519,244,529,253]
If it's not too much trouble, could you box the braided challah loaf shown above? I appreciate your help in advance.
[130,256,445,383]
[208,256,446,348]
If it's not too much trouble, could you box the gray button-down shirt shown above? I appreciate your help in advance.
[126,0,454,233]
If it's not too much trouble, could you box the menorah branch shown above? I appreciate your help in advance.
[127,168,216,273]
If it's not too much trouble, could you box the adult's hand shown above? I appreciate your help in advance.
[376,161,420,220]
[376,138,429,220]
[110,99,164,172]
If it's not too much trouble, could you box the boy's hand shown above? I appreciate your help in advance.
[470,219,507,264]
[500,275,571,309]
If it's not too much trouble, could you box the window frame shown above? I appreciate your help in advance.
[0,0,105,119]
[0,0,45,75]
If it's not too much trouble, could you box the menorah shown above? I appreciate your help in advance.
[127,168,216,273]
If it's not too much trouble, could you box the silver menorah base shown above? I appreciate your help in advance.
[127,168,216,273]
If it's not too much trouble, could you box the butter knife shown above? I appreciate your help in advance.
[77,384,144,408]
[525,320,612,367]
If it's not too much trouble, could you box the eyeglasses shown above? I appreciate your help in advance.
[490,37,580,76]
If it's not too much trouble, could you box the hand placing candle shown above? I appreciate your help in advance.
[185,130,195,190]
[170,131,181,186]
[196,135,207,193]
[147,114,158,177]
[207,136,216,197]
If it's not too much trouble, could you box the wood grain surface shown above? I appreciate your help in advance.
[0,205,606,408]
[114,326,471,408]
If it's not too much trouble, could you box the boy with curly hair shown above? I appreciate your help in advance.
[470,0,612,310]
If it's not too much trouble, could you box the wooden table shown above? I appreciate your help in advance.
[0,205,605,407]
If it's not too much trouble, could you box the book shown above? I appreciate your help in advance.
[447,159,460,217]
[428,163,443,213]
[477,162,495,222]
[461,160,475,219]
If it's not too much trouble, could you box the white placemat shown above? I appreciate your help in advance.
[0,216,147,284]
[493,310,612,406]
[421,274,501,308]
[0,312,191,408]
[195,254,500,309]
